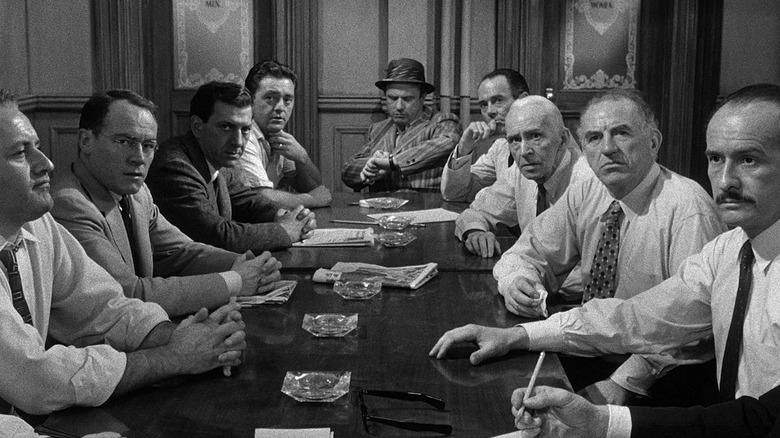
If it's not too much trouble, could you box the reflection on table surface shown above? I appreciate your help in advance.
[275,191,516,272]
[40,273,570,438]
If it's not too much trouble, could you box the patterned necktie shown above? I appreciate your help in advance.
[536,183,548,216]
[0,243,33,325]
[719,240,754,401]
[583,200,624,303]
[119,195,142,275]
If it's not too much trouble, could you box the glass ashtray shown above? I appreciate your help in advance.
[281,371,351,402]
[377,215,412,231]
[333,277,383,300]
[377,231,416,247]
[302,313,358,337]
[358,197,409,210]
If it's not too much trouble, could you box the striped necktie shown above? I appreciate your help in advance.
[0,243,33,325]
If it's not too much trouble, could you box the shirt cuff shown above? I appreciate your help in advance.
[220,271,243,295]
[608,355,658,397]
[606,405,632,438]
[448,151,472,169]
[520,314,566,352]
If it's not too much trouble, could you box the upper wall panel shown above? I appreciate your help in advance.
[320,0,383,96]
[0,0,30,93]
[27,0,92,94]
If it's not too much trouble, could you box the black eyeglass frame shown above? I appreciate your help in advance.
[357,388,453,435]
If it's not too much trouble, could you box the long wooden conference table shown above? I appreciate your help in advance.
[38,192,571,438]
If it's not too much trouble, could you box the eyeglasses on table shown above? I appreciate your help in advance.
[357,388,453,435]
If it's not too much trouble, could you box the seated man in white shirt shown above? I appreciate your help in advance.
[433,90,725,407]
[454,96,592,258]
[0,90,245,415]
[441,68,529,203]
[430,83,780,436]
[231,60,331,208]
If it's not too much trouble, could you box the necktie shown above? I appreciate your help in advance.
[719,240,754,401]
[536,184,548,216]
[0,243,33,325]
[583,200,624,303]
[119,195,142,275]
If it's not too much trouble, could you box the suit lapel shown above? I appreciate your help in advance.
[182,132,232,219]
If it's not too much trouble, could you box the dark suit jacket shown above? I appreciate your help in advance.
[147,132,291,253]
[52,160,239,316]
[631,386,780,437]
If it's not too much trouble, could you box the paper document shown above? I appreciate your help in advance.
[254,427,333,438]
[367,208,459,224]
[236,280,297,307]
[313,262,438,289]
[292,228,374,247]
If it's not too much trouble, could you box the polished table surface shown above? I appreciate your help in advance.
[40,191,570,437]
[41,273,570,438]
[274,191,517,273]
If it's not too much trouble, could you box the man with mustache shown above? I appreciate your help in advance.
[454,96,592,259]
[441,68,530,202]
[341,58,461,192]
[147,81,316,254]
[51,90,282,317]
[432,90,725,406]
[0,89,245,415]
[451,84,780,437]
[230,61,331,208]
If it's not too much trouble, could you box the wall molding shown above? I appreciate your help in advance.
[17,95,90,113]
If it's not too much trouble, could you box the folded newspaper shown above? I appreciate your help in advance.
[312,262,438,290]
[293,228,374,247]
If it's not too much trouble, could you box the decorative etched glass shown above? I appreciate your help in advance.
[563,0,640,89]
[173,0,253,89]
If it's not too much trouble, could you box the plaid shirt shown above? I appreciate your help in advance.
[341,106,460,192]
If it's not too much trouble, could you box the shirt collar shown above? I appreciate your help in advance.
[746,217,780,274]
[206,160,220,184]
[541,148,573,195]
[396,106,433,132]
[616,162,661,222]
[0,225,39,250]
[251,121,272,154]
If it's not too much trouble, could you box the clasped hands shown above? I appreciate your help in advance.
[232,250,283,296]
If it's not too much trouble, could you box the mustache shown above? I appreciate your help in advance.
[715,189,754,204]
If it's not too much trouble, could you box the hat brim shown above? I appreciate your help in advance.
[375,79,435,95]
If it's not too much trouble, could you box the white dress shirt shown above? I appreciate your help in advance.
[495,163,726,394]
[522,217,780,399]
[0,214,168,414]
[233,121,296,189]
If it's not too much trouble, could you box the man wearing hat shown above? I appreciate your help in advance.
[341,58,461,192]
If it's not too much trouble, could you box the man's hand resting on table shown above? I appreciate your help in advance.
[428,324,529,365]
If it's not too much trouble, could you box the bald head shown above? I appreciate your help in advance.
[505,96,569,183]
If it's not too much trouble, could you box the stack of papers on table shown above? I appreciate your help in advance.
[255,428,333,438]
[293,228,374,247]
[367,208,459,224]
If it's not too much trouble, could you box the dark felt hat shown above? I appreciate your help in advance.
[375,58,435,95]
